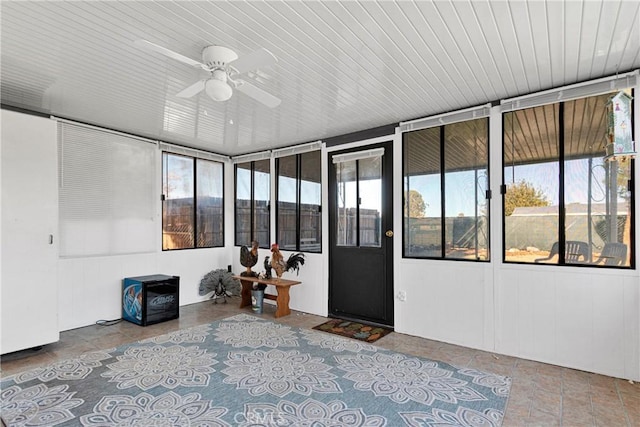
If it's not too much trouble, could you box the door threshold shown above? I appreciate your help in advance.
[329,314,394,330]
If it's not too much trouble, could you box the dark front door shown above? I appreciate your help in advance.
[328,141,394,327]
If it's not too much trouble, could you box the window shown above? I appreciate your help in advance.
[276,151,321,252]
[235,160,270,248]
[162,152,223,250]
[403,118,490,260]
[58,123,156,257]
[503,90,634,267]
[335,153,383,248]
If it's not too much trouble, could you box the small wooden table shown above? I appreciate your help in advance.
[232,275,301,318]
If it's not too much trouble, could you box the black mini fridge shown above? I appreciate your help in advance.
[122,274,179,326]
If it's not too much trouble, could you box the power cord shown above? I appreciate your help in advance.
[95,319,122,326]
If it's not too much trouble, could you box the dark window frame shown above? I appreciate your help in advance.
[162,151,224,251]
[501,91,635,268]
[234,160,271,249]
[275,152,322,253]
[402,118,491,262]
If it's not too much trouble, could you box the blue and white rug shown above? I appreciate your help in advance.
[1,314,511,426]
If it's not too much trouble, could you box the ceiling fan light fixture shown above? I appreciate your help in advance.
[205,78,232,102]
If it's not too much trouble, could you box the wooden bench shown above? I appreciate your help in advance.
[232,275,301,318]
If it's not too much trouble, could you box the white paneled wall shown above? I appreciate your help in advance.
[58,248,233,331]
[393,255,640,380]
[494,266,638,379]
[395,261,494,351]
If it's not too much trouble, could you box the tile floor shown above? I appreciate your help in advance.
[1,300,638,427]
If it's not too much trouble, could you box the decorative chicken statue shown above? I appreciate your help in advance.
[263,243,305,279]
[239,240,259,277]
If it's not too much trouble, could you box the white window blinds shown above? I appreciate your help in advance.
[58,123,157,257]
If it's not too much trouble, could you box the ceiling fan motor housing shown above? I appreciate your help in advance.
[201,45,238,69]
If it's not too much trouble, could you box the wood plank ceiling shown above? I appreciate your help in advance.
[1,1,639,156]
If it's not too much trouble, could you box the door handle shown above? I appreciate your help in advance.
[385,230,394,237]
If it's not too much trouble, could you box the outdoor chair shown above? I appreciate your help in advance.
[593,242,627,266]
[534,241,590,264]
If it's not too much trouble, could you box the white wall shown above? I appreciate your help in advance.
[496,266,638,379]
[395,260,495,350]
[57,248,233,330]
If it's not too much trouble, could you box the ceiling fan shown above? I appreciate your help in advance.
[135,39,281,108]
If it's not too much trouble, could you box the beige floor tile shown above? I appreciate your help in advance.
[526,408,560,426]
[535,373,563,394]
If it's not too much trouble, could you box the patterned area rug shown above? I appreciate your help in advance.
[0,314,511,426]
[313,319,393,343]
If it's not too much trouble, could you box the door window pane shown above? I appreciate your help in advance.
[359,156,382,247]
[163,153,194,249]
[336,160,357,247]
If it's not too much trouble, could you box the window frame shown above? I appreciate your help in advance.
[234,160,270,249]
[162,151,224,251]
[501,91,635,268]
[402,117,491,262]
[275,151,322,253]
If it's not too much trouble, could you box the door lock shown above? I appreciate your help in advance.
[385,230,394,237]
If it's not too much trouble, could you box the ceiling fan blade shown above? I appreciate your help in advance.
[134,39,202,68]
[235,80,281,108]
[176,80,206,98]
[228,48,277,75]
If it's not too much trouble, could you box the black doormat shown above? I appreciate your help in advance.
[312,319,393,343]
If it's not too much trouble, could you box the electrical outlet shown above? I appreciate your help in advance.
[397,291,406,301]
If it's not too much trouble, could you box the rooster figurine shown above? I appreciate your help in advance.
[240,240,259,277]
[263,243,305,279]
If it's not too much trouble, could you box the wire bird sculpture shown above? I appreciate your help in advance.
[198,269,241,304]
